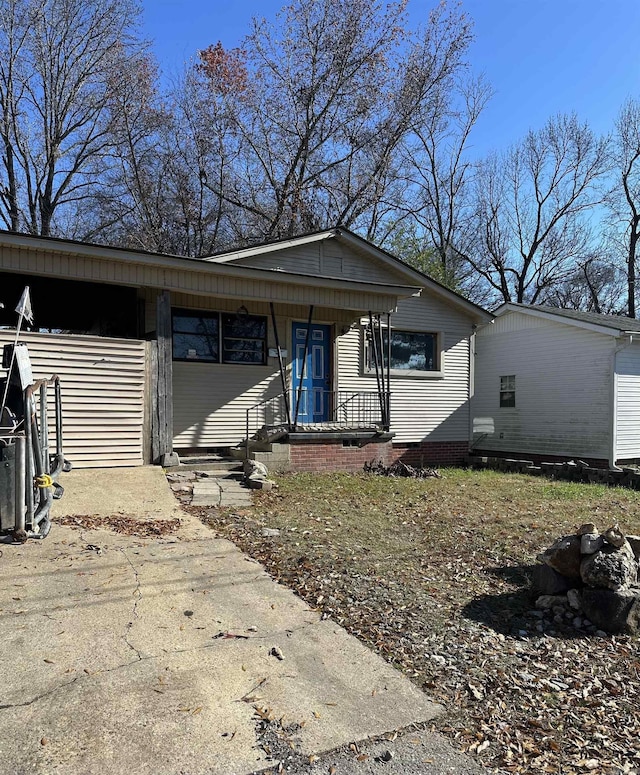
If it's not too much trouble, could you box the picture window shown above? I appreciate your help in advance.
[366,328,439,372]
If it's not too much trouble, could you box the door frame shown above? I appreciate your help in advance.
[291,321,333,424]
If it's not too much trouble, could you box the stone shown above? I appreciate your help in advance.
[166,472,196,482]
[580,533,604,555]
[243,459,269,478]
[581,587,640,634]
[566,588,582,611]
[160,451,180,467]
[170,483,192,493]
[603,525,626,548]
[580,544,638,590]
[578,523,598,536]
[246,478,274,491]
[627,534,640,561]
[535,594,568,610]
[539,535,582,580]
[531,564,572,595]
[261,527,281,537]
[269,646,284,661]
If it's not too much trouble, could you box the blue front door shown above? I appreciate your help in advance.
[291,322,331,423]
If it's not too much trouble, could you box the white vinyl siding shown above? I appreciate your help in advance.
[0,331,145,468]
[229,243,416,286]
[173,363,282,447]
[0,245,399,314]
[474,312,613,459]
[615,342,640,459]
[338,293,474,444]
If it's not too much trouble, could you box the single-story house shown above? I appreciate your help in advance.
[472,303,640,468]
[0,228,491,471]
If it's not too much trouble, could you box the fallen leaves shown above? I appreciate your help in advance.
[192,470,640,775]
[55,514,181,537]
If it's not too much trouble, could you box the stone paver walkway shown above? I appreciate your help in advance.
[191,473,253,508]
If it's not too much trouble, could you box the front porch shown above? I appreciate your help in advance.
[247,388,391,442]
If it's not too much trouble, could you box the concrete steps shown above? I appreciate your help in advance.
[166,454,244,474]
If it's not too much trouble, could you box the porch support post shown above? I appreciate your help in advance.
[270,302,292,428]
[152,290,174,465]
[386,312,392,430]
[376,313,388,427]
[368,312,386,426]
[293,305,314,430]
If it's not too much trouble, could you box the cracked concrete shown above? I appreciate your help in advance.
[0,467,445,775]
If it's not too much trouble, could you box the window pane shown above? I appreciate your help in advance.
[173,314,218,336]
[380,330,436,371]
[172,311,219,361]
[500,391,515,408]
[221,313,267,364]
[500,375,515,391]
[222,314,266,339]
[173,332,219,361]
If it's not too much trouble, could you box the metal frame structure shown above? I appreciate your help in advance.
[1,364,70,541]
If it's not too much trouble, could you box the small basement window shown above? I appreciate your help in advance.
[500,375,516,407]
[172,309,267,364]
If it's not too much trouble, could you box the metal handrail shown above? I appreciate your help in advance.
[245,389,390,455]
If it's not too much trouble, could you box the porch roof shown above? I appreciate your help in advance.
[0,231,421,314]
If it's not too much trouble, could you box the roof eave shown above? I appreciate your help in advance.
[0,230,419,299]
[496,303,626,338]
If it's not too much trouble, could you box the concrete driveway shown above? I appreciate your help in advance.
[0,467,477,775]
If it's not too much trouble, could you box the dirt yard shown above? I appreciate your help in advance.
[192,468,640,775]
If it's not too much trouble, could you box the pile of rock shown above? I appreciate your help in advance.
[243,459,275,491]
[533,523,640,634]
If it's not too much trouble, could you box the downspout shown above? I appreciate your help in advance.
[611,333,635,471]
[468,325,476,455]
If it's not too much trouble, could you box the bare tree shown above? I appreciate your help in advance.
[398,75,492,291]
[0,0,146,236]
[542,253,625,313]
[191,0,473,246]
[468,114,610,306]
[606,98,640,317]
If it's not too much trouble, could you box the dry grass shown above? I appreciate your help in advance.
[194,469,640,774]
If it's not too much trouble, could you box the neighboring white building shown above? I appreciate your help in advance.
[473,303,640,467]
[0,228,491,470]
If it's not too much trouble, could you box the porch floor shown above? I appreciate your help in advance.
[266,422,384,434]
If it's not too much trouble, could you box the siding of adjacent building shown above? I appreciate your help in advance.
[0,331,145,468]
[474,311,613,460]
[337,292,475,444]
[615,341,640,459]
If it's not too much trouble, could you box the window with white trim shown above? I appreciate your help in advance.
[172,309,267,364]
[364,327,441,375]
[499,375,516,407]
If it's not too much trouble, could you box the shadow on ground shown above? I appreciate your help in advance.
[461,563,588,641]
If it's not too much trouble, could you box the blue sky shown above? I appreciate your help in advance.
[142,0,640,158]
